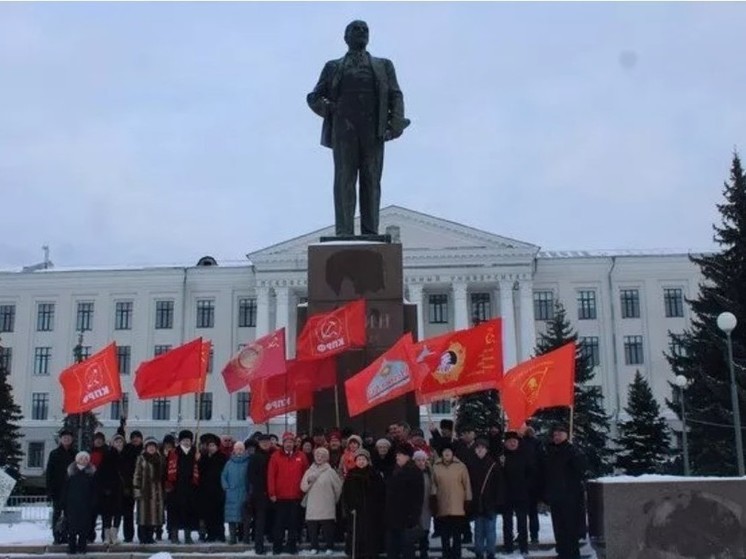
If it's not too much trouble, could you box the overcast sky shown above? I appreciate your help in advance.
[1,2,744,268]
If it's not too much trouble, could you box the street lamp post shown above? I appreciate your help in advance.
[674,375,691,476]
[717,311,745,477]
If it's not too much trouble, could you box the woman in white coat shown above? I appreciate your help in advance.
[300,447,343,554]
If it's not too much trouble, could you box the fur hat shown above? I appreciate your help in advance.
[439,419,454,430]
[178,430,194,442]
[162,434,176,447]
[346,434,363,448]
[111,434,126,445]
[354,448,371,461]
[130,430,143,440]
[144,437,159,449]
[375,438,392,448]
[413,450,429,461]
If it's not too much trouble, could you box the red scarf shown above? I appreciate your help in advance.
[166,447,199,490]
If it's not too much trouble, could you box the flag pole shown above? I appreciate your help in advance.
[309,406,314,436]
[74,331,84,451]
[334,385,341,429]
[569,405,575,442]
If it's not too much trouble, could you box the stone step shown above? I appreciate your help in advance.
[0,554,563,559]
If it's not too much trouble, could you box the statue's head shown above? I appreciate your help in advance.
[344,20,369,50]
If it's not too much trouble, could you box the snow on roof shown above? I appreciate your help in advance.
[0,259,253,274]
[538,248,713,259]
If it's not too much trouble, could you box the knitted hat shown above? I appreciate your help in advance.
[328,431,342,442]
[282,431,296,442]
[347,434,363,448]
[413,450,429,461]
[178,430,194,442]
[375,438,392,448]
[144,437,159,449]
[111,434,126,445]
[354,448,371,461]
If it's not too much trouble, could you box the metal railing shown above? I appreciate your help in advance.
[0,495,51,523]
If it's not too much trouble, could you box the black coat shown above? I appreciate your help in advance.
[520,435,545,498]
[45,445,76,501]
[454,440,477,469]
[371,450,395,481]
[467,455,504,516]
[198,451,227,521]
[385,460,424,530]
[61,463,97,533]
[502,447,533,504]
[342,466,385,559]
[121,443,142,497]
[247,448,271,503]
[97,447,128,516]
[543,441,586,505]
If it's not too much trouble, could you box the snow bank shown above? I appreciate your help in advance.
[147,553,173,559]
[595,474,746,483]
[0,521,50,544]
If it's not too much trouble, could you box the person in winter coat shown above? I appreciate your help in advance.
[428,419,456,456]
[198,434,228,542]
[409,429,434,458]
[543,424,587,559]
[372,438,395,480]
[97,434,127,544]
[268,432,309,555]
[413,450,433,559]
[88,432,107,543]
[119,429,143,543]
[301,447,343,553]
[386,444,425,559]
[61,451,97,555]
[328,433,343,470]
[500,432,532,555]
[467,438,503,559]
[341,434,363,477]
[222,441,251,544]
[46,429,77,544]
[519,425,544,544]
[431,443,472,559]
[341,449,386,559]
[165,430,200,544]
[158,433,176,542]
[132,438,165,544]
[247,433,274,552]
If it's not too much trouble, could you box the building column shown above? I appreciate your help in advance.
[407,283,425,341]
[518,280,536,360]
[255,286,271,337]
[499,280,518,370]
[452,281,469,330]
[274,287,291,357]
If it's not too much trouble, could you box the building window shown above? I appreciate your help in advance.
[76,302,94,331]
[579,336,600,367]
[664,288,684,318]
[624,335,644,365]
[27,442,45,468]
[206,348,214,374]
[620,289,640,319]
[236,392,251,421]
[31,393,49,420]
[577,290,597,320]
[117,346,131,375]
[115,301,133,330]
[238,298,257,328]
[0,346,12,373]
[73,346,92,362]
[431,400,452,414]
[194,393,213,421]
[428,294,449,324]
[155,300,174,330]
[533,291,555,321]
[37,303,55,332]
[110,393,129,420]
[196,299,215,329]
[470,293,491,323]
[152,398,171,421]
[0,304,15,333]
[670,335,687,358]
[154,345,172,357]
[33,347,52,376]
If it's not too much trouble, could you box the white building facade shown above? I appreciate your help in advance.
[0,206,702,477]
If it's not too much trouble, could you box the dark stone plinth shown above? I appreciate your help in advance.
[319,234,391,244]
[587,476,746,559]
[297,242,419,434]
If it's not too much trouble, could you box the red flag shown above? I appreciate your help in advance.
[286,358,337,391]
[501,342,576,429]
[414,319,504,405]
[59,343,121,413]
[345,333,417,417]
[134,338,207,399]
[221,328,287,393]
[249,369,314,424]
[297,299,367,361]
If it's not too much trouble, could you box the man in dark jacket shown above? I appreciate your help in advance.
[120,429,143,542]
[385,444,425,559]
[520,425,544,544]
[467,438,503,559]
[453,426,477,544]
[45,429,76,544]
[98,434,128,544]
[88,432,108,542]
[247,434,274,553]
[543,424,587,559]
[501,432,532,555]
[166,430,200,544]
[198,434,228,542]
[428,419,455,456]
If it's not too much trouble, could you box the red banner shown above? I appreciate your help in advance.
[345,333,417,417]
[60,343,122,413]
[249,369,314,424]
[297,299,367,361]
[414,319,504,405]
[286,357,337,392]
[502,342,576,429]
[134,338,208,399]
[221,328,287,393]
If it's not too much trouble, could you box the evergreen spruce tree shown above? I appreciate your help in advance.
[665,153,746,475]
[531,303,613,477]
[0,340,24,471]
[61,333,100,451]
[615,370,672,475]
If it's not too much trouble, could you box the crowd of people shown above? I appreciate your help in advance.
[45,419,588,559]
